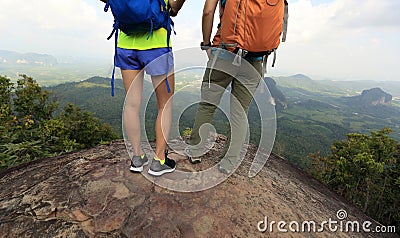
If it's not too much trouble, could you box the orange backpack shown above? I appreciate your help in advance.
[213,0,288,62]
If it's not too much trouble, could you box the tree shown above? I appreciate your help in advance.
[0,76,14,140]
[309,128,400,233]
[14,75,57,123]
[54,103,117,149]
[0,75,118,169]
[0,75,52,167]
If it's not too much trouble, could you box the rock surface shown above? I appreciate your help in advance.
[0,137,398,238]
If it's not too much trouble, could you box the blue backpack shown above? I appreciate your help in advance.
[104,0,174,96]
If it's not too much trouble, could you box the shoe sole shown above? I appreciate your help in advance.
[184,148,202,164]
[130,161,149,173]
[148,166,176,176]
[189,157,202,164]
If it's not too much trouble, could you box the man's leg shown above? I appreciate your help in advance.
[219,59,263,172]
[188,58,234,157]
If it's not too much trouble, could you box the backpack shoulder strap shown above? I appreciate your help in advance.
[282,0,289,42]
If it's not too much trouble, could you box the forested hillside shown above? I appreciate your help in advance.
[0,75,117,170]
[46,75,400,169]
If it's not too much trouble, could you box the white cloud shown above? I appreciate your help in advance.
[0,0,114,58]
[332,0,400,29]
[286,0,400,44]
[170,2,203,50]
[172,19,201,50]
[0,0,398,81]
[273,0,400,81]
[0,0,97,30]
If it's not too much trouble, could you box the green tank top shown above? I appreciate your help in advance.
[117,0,171,50]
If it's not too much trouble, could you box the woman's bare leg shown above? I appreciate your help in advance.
[151,70,175,160]
[122,69,145,156]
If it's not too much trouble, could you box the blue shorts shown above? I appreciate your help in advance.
[115,47,174,76]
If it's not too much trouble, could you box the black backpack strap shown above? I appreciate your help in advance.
[104,1,110,12]
[111,27,119,97]
[161,0,174,93]
[104,1,119,97]
[262,50,276,77]
[271,49,277,67]
[282,0,289,42]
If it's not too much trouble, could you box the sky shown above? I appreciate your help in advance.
[0,0,399,81]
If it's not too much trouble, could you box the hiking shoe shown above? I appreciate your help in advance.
[148,156,176,176]
[130,154,149,172]
[184,147,202,164]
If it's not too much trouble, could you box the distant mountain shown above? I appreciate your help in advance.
[0,50,58,67]
[272,75,400,167]
[318,80,400,98]
[46,76,167,139]
[273,74,346,97]
[345,88,392,106]
[46,75,400,170]
[0,50,112,86]
[45,76,126,135]
[274,74,314,89]
[264,77,287,109]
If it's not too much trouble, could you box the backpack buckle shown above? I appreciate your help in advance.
[232,48,248,66]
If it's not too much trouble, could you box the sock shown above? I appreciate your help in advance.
[154,156,165,165]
